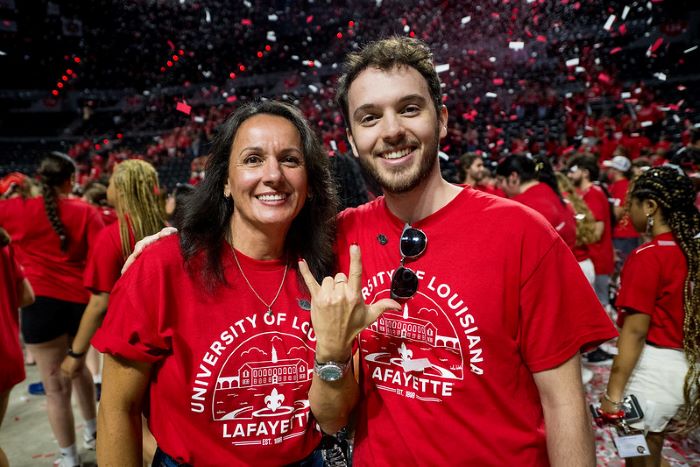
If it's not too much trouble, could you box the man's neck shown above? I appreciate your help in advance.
[465,175,477,186]
[579,179,593,192]
[383,166,462,223]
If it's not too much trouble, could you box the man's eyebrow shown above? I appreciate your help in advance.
[352,94,428,120]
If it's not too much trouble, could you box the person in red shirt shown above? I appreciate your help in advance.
[0,227,35,467]
[0,152,104,467]
[602,155,640,268]
[601,166,700,466]
[567,155,616,307]
[303,37,616,466]
[458,152,486,188]
[93,101,338,466]
[496,154,577,252]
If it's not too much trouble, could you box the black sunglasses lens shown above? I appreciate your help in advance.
[400,228,426,258]
[391,266,419,299]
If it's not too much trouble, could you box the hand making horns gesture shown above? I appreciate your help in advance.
[298,245,400,361]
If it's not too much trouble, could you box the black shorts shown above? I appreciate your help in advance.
[21,296,86,344]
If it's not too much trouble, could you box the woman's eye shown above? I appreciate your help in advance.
[282,155,302,166]
[244,155,263,165]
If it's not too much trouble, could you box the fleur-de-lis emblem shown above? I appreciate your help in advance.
[265,388,285,412]
[399,342,413,361]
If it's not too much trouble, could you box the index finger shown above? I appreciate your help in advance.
[297,259,321,296]
[348,244,363,293]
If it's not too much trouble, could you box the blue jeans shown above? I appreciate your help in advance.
[594,274,611,307]
[151,447,324,467]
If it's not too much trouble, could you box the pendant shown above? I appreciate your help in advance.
[267,308,273,317]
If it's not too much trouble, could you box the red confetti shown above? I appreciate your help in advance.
[61,75,68,81]
[610,47,622,54]
[176,101,192,115]
[57,82,64,88]
[598,72,611,83]
[348,20,355,27]
[229,72,236,79]
[66,68,73,74]
[226,95,237,103]
[239,64,246,71]
[306,15,314,23]
[167,40,175,50]
[257,51,263,58]
[73,57,81,63]
[265,45,271,51]
[618,24,627,35]
[493,78,504,85]
[51,90,58,96]
[650,37,664,52]
[536,35,547,43]
[336,32,343,39]
[241,18,252,26]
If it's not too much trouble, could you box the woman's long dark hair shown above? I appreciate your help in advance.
[496,154,564,204]
[179,100,338,289]
[36,152,76,251]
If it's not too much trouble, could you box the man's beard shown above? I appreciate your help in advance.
[357,128,440,195]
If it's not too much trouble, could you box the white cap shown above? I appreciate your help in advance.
[603,155,631,172]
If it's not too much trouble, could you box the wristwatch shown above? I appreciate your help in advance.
[314,355,352,382]
[66,347,86,358]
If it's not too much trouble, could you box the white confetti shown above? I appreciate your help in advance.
[566,58,580,67]
[330,140,338,151]
[485,92,498,98]
[684,45,698,54]
[575,66,585,73]
[622,5,630,20]
[313,60,322,68]
[0,50,6,56]
[603,14,616,31]
[653,72,667,81]
[435,63,450,73]
[268,14,278,21]
[291,55,299,60]
[243,0,251,7]
[461,16,471,24]
[489,56,496,63]
[308,84,319,92]
[621,92,631,98]
[204,8,211,23]
[194,116,204,123]
[403,25,410,33]
[267,31,277,42]
[509,41,524,51]
[640,120,653,127]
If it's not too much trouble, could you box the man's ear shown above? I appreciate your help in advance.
[346,128,359,158]
[439,105,448,140]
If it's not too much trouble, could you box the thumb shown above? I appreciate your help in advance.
[366,298,401,326]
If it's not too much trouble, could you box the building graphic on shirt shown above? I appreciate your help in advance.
[209,332,314,432]
[362,286,483,400]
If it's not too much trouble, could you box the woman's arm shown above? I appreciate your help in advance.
[97,354,152,467]
[18,278,34,307]
[601,311,650,413]
[61,292,110,378]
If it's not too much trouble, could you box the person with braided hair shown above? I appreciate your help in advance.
[601,165,700,466]
[0,152,104,467]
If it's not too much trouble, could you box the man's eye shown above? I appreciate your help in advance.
[360,114,377,125]
[403,105,420,115]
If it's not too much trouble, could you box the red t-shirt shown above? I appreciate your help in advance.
[0,197,104,303]
[580,185,615,275]
[93,236,321,466]
[0,243,26,392]
[513,183,577,252]
[83,221,134,294]
[335,187,617,466]
[616,233,686,349]
[99,206,118,226]
[608,179,639,239]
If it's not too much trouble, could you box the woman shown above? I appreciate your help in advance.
[93,101,337,465]
[496,154,577,251]
[0,152,104,467]
[601,166,700,466]
[60,159,167,379]
[0,227,35,467]
[555,172,598,286]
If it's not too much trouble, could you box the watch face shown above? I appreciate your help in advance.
[318,364,343,382]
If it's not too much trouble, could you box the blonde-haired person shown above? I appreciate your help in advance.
[60,159,166,381]
[556,171,598,286]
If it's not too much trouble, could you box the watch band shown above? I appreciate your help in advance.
[67,347,86,358]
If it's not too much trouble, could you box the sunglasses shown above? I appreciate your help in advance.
[390,224,428,300]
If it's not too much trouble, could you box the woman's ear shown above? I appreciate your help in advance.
[643,198,658,217]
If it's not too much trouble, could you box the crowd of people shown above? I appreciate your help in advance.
[1,34,699,467]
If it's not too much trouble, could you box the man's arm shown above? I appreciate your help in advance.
[533,353,596,467]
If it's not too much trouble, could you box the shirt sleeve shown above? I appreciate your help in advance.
[92,245,173,363]
[84,225,123,294]
[518,238,618,373]
[615,248,658,317]
[588,189,608,222]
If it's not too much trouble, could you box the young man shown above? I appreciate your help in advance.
[302,37,617,466]
[459,152,486,187]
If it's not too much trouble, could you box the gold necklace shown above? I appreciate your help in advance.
[230,243,288,317]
